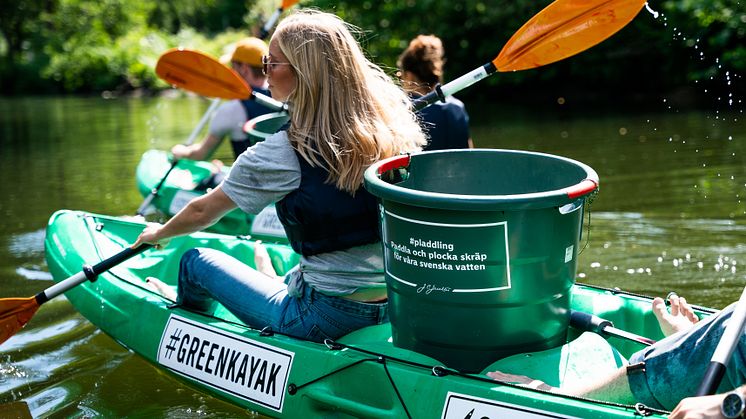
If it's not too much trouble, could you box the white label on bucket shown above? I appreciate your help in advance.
[158,315,294,412]
[382,209,511,293]
[565,245,574,263]
[441,392,574,419]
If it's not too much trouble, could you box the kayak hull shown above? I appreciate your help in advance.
[45,209,704,418]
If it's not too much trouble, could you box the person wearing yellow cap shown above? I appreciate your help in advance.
[171,37,273,163]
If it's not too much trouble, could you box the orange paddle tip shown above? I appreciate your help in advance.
[281,0,300,10]
[492,0,647,72]
[0,297,40,345]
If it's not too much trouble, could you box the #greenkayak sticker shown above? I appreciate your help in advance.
[158,315,294,412]
[382,209,511,294]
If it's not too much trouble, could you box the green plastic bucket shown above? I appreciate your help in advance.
[243,111,290,144]
[363,149,599,372]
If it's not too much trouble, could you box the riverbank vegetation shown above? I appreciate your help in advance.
[1,0,743,107]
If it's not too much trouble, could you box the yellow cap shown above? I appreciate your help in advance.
[228,37,268,67]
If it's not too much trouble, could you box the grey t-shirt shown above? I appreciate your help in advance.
[221,131,385,296]
[209,100,249,141]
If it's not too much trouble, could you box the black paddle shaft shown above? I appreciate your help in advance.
[137,160,178,216]
[35,244,153,305]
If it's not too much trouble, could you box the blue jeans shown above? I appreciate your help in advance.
[176,248,388,342]
[628,302,746,410]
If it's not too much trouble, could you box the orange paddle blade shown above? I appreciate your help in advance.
[0,297,39,345]
[493,0,646,72]
[281,0,300,9]
[156,48,252,100]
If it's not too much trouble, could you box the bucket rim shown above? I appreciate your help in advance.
[363,149,599,210]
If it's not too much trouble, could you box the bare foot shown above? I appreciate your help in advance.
[254,241,280,280]
[144,277,177,300]
[652,294,699,337]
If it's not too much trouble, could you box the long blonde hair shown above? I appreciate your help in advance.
[274,10,426,193]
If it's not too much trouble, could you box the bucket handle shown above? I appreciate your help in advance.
[377,154,411,175]
[565,179,598,199]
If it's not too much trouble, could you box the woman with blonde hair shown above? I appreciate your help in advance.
[134,9,426,341]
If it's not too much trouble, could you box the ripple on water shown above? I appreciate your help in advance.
[15,266,53,281]
[7,229,46,258]
[578,212,746,308]
[1,314,94,351]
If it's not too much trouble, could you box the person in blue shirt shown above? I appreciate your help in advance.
[397,35,473,150]
[171,37,274,162]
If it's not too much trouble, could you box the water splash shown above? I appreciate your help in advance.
[644,2,659,18]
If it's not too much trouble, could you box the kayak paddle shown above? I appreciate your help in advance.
[259,0,301,39]
[155,48,286,111]
[0,244,152,345]
[413,0,646,109]
[695,285,746,396]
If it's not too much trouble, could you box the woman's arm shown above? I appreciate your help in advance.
[171,133,223,161]
[132,186,237,247]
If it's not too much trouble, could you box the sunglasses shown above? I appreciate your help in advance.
[262,55,292,75]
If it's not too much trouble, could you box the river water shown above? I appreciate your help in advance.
[0,94,744,417]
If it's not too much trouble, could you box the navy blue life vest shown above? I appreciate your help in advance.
[275,150,380,256]
[232,86,274,157]
[414,94,470,151]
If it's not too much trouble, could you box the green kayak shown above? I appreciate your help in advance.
[45,209,711,418]
[135,111,289,241]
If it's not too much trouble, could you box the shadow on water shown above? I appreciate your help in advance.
[0,89,743,416]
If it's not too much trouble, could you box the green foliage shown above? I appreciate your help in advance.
[0,0,743,102]
[308,0,744,106]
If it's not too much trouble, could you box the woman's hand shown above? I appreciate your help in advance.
[171,144,190,161]
[132,222,170,249]
[668,394,725,419]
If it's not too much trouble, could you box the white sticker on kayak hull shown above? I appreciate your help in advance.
[158,315,294,412]
[442,392,576,419]
[250,205,287,239]
[168,190,201,215]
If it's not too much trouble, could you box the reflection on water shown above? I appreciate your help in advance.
[0,95,744,416]
[8,230,46,258]
[16,267,53,281]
